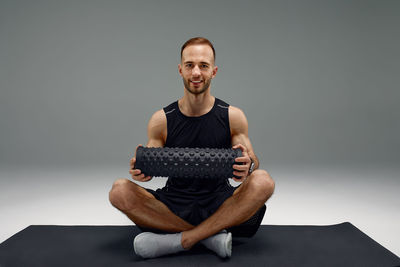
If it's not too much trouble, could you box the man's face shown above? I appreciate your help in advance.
[179,44,218,95]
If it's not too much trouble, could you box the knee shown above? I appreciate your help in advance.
[109,178,137,211]
[248,169,275,200]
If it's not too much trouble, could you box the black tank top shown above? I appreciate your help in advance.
[162,97,232,195]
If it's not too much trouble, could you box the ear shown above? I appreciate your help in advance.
[212,65,218,78]
[178,64,183,77]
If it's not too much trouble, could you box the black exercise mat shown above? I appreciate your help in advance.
[0,223,399,267]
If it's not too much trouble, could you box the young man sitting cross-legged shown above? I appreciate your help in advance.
[109,37,275,259]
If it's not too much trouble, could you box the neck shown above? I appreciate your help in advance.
[179,90,215,117]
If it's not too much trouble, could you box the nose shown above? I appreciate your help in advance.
[192,65,201,77]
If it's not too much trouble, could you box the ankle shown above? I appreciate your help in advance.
[181,230,197,250]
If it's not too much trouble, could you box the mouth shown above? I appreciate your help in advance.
[191,80,202,85]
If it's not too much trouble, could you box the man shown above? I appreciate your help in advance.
[109,37,275,259]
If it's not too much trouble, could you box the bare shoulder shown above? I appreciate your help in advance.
[149,109,167,125]
[147,109,167,146]
[228,105,248,135]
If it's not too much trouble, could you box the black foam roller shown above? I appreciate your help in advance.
[135,147,243,179]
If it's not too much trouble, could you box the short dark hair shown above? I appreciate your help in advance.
[180,37,215,62]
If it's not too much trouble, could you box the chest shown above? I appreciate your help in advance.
[166,117,231,148]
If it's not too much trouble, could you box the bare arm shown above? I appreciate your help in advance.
[229,106,259,181]
[146,109,167,147]
[129,109,167,181]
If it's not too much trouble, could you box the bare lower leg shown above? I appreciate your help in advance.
[109,179,194,233]
[181,174,274,248]
[125,196,194,233]
[181,192,261,248]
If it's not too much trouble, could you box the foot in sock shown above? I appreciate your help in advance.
[134,232,185,258]
[201,230,232,258]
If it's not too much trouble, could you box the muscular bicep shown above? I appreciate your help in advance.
[146,109,167,147]
[230,106,259,168]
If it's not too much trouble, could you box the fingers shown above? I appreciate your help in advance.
[129,169,152,182]
[234,157,250,171]
[233,144,249,169]
[233,164,248,172]
[129,168,143,178]
[129,168,141,176]
[232,153,249,181]
[142,176,152,182]
[129,144,152,182]
[232,143,247,153]
[233,167,248,176]
[234,156,250,163]
[135,175,152,182]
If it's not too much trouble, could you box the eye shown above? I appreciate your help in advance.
[185,63,193,68]
[201,64,209,69]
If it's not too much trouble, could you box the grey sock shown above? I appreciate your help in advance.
[200,230,232,258]
[133,232,185,259]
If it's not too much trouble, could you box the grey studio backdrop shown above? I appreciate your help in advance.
[1,0,400,257]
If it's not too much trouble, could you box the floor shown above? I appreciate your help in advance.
[1,163,399,257]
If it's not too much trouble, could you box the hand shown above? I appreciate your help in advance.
[232,144,251,182]
[129,144,153,182]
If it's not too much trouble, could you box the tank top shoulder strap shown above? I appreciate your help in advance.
[214,98,230,111]
[163,98,229,117]
[163,100,178,117]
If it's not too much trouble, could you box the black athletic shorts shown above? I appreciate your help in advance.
[145,184,237,227]
[138,183,266,238]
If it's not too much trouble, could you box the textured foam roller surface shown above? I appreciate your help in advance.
[135,147,243,178]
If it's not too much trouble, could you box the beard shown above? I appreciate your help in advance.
[182,78,211,95]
